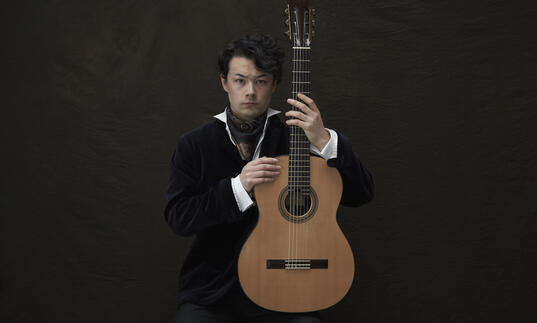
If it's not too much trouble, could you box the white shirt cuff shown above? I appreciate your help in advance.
[231,175,255,212]
[310,128,338,160]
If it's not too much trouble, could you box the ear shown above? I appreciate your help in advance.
[220,74,229,93]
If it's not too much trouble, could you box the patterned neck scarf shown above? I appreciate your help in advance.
[226,108,267,161]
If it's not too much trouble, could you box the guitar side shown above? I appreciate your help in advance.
[238,155,355,313]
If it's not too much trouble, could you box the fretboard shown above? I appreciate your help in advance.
[289,46,311,192]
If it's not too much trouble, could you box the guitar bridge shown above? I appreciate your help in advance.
[266,259,328,270]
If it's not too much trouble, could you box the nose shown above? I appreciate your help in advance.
[245,81,255,97]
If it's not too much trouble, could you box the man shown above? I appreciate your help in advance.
[165,34,374,323]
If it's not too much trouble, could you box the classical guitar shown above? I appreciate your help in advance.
[238,0,355,313]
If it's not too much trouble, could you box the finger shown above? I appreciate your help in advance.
[246,158,278,169]
[286,118,308,130]
[285,110,312,122]
[250,163,281,172]
[287,98,312,115]
[250,177,277,186]
[252,170,280,178]
[252,157,279,165]
[297,93,319,112]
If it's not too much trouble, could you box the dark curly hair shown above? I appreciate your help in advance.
[218,34,285,84]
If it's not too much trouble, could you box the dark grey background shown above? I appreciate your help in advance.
[3,0,537,322]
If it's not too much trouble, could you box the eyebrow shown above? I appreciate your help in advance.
[233,73,268,79]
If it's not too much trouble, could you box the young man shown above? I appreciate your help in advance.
[165,34,374,323]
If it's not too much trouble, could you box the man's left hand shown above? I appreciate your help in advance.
[285,93,330,151]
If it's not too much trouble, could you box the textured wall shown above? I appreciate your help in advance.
[3,0,537,322]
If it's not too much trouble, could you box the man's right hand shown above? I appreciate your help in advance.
[239,157,281,193]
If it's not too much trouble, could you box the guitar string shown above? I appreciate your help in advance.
[289,46,294,266]
[295,46,300,266]
[298,46,302,266]
[300,46,305,264]
[294,46,298,266]
[298,46,302,265]
[303,46,309,264]
[300,49,309,266]
[291,45,298,266]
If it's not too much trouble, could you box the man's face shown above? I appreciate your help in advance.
[221,56,277,121]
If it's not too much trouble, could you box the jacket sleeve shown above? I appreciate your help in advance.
[327,131,374,207]
[164,135,244,237]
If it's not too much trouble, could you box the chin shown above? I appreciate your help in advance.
[242,109,265,120]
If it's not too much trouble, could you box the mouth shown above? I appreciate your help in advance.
[243,102,257,106]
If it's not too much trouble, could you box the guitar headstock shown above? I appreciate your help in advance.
[284,0,315,47]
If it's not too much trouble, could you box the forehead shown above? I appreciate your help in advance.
[228,56,268,77]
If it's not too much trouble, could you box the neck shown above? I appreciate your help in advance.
[289,46,312,192]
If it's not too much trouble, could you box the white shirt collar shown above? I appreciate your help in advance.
[213,107,280,123]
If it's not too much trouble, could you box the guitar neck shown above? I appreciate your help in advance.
[289,46,311,192]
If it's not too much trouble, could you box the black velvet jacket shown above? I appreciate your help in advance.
[164,114,374,305]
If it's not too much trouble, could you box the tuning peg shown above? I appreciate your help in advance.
[285,18,290,26]
[284,30,291,38]
[312,30,316,37]
[312,19,316,26]
[312,9,316,17]
[284,7,289,16]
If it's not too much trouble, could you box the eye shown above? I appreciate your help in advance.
[234,79,245,84]
[256,79,267,85]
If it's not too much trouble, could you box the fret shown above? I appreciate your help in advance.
[292,81,311,84]
[292,59,311,62]
[291,91,310,94]
[292,71,310,73]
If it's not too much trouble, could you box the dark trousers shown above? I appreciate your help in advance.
[173,284,322,323]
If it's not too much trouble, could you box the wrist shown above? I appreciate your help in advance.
[239,174,252,192]
[313,130,330,151]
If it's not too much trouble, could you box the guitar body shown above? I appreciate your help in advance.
[238,156,355,312]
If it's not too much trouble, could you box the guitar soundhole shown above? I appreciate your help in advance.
[278,186,318,223]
